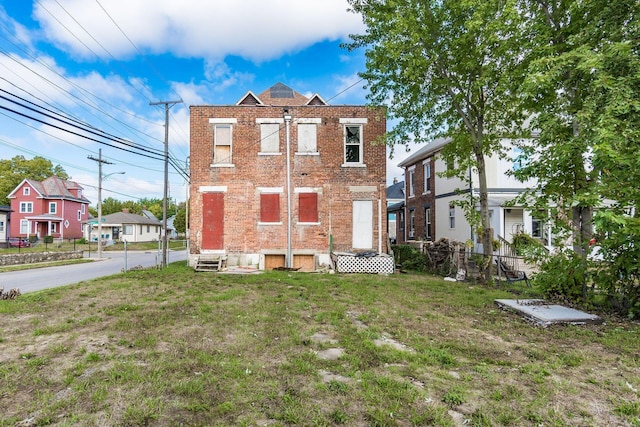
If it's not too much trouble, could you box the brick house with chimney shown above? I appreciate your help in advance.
[7,176,91,241]
[189,83,387,271]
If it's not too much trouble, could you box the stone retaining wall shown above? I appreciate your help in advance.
[0,251,83,266]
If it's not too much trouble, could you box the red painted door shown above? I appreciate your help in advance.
[202,193,224,250]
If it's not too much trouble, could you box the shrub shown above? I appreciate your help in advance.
[44,235,54,244]
[392,245,428,272]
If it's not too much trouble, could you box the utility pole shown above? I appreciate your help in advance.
[88,149,113,260]
[150,99,182,268]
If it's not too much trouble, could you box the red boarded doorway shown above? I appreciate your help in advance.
[202,193,224,250]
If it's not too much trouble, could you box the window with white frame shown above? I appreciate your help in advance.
[344,125,362,163]
[0,220,4,232]
[425,207,432,239]
[23,187,30,196]
[210,118,237,165]
[20,219,28,234]
[124,225,133,235]
[259,121,281,153]
[408,166,416,197]
[81,204,85,214]
[340,118,367,165]
[409,209,416,239]
[20,202,33,213]
[449,204,456,229]
[49,202,57,214]
[423,160,431,193]
[77,210,81,220]
[297,121,319,154]
[51,223,57,233]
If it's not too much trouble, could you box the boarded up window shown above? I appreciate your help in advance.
[297,123,317,153]
[260,123,280,153]
[299,192,318,223]
[260,193,280,223]
[214,124,232,164]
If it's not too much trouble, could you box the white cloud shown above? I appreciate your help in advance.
[34,0,364,63]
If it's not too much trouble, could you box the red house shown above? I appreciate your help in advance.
[7,176,91,241]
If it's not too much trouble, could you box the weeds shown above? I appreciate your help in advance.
[0,266,638,426]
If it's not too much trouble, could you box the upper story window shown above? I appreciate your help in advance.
[20,202,33,213]
[77,210,81,221]
[296,119,320,154]
[423,160,431,193]
[340,118,367,166]
[49,202,57,214]
[81,204,86,214]
[23,187,30,196]
[257,118,283,154]
[209,118,237,166]
[408,166,416,198]
[512,147,526,171]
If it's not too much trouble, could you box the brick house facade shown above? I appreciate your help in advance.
[189,83,387,270]
[397,141,440,242]
[7,176,90,240]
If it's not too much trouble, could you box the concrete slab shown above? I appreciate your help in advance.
[495,299,603,327]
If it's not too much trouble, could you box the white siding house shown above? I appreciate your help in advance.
[400,138,551,252]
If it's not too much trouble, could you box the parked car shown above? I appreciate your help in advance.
[8,238,31,248]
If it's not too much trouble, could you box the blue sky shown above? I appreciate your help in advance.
[0,0,409,206]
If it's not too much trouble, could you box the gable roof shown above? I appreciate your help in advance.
[398,137,451,168]
[386,180,405,201]
[236,90,264,106]
[305,93,328,106]
[7,176,90,204]
[100,211,162,226]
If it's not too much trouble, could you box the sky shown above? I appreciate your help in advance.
[0,0,412,207]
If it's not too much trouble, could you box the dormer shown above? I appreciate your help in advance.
[236,91,264,106]
[305,93,328,106]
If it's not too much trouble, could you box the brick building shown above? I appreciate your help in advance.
[189,83,387,271]
[396,139,441,242]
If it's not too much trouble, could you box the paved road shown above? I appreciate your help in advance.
[0,249,188,294]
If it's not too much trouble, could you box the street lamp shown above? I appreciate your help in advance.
[97,170,125,260]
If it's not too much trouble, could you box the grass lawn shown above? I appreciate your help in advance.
[0,265,638,426]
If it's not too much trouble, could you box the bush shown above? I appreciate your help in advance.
[532,250,587,304]
[511,232,546,257]
[392,245,428,272]
[44,235,53,244]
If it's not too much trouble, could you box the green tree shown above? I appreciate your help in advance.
[346,0,528,283]
[513,0,639,309]
[100,197,123,215]
[0,155,69,205]
[173,201,187,235]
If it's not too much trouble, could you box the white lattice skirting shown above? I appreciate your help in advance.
[334,253,395,274]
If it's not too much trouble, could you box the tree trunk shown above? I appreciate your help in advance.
[474,144,493,284]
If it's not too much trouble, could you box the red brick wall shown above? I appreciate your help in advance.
[189,105,387,257]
